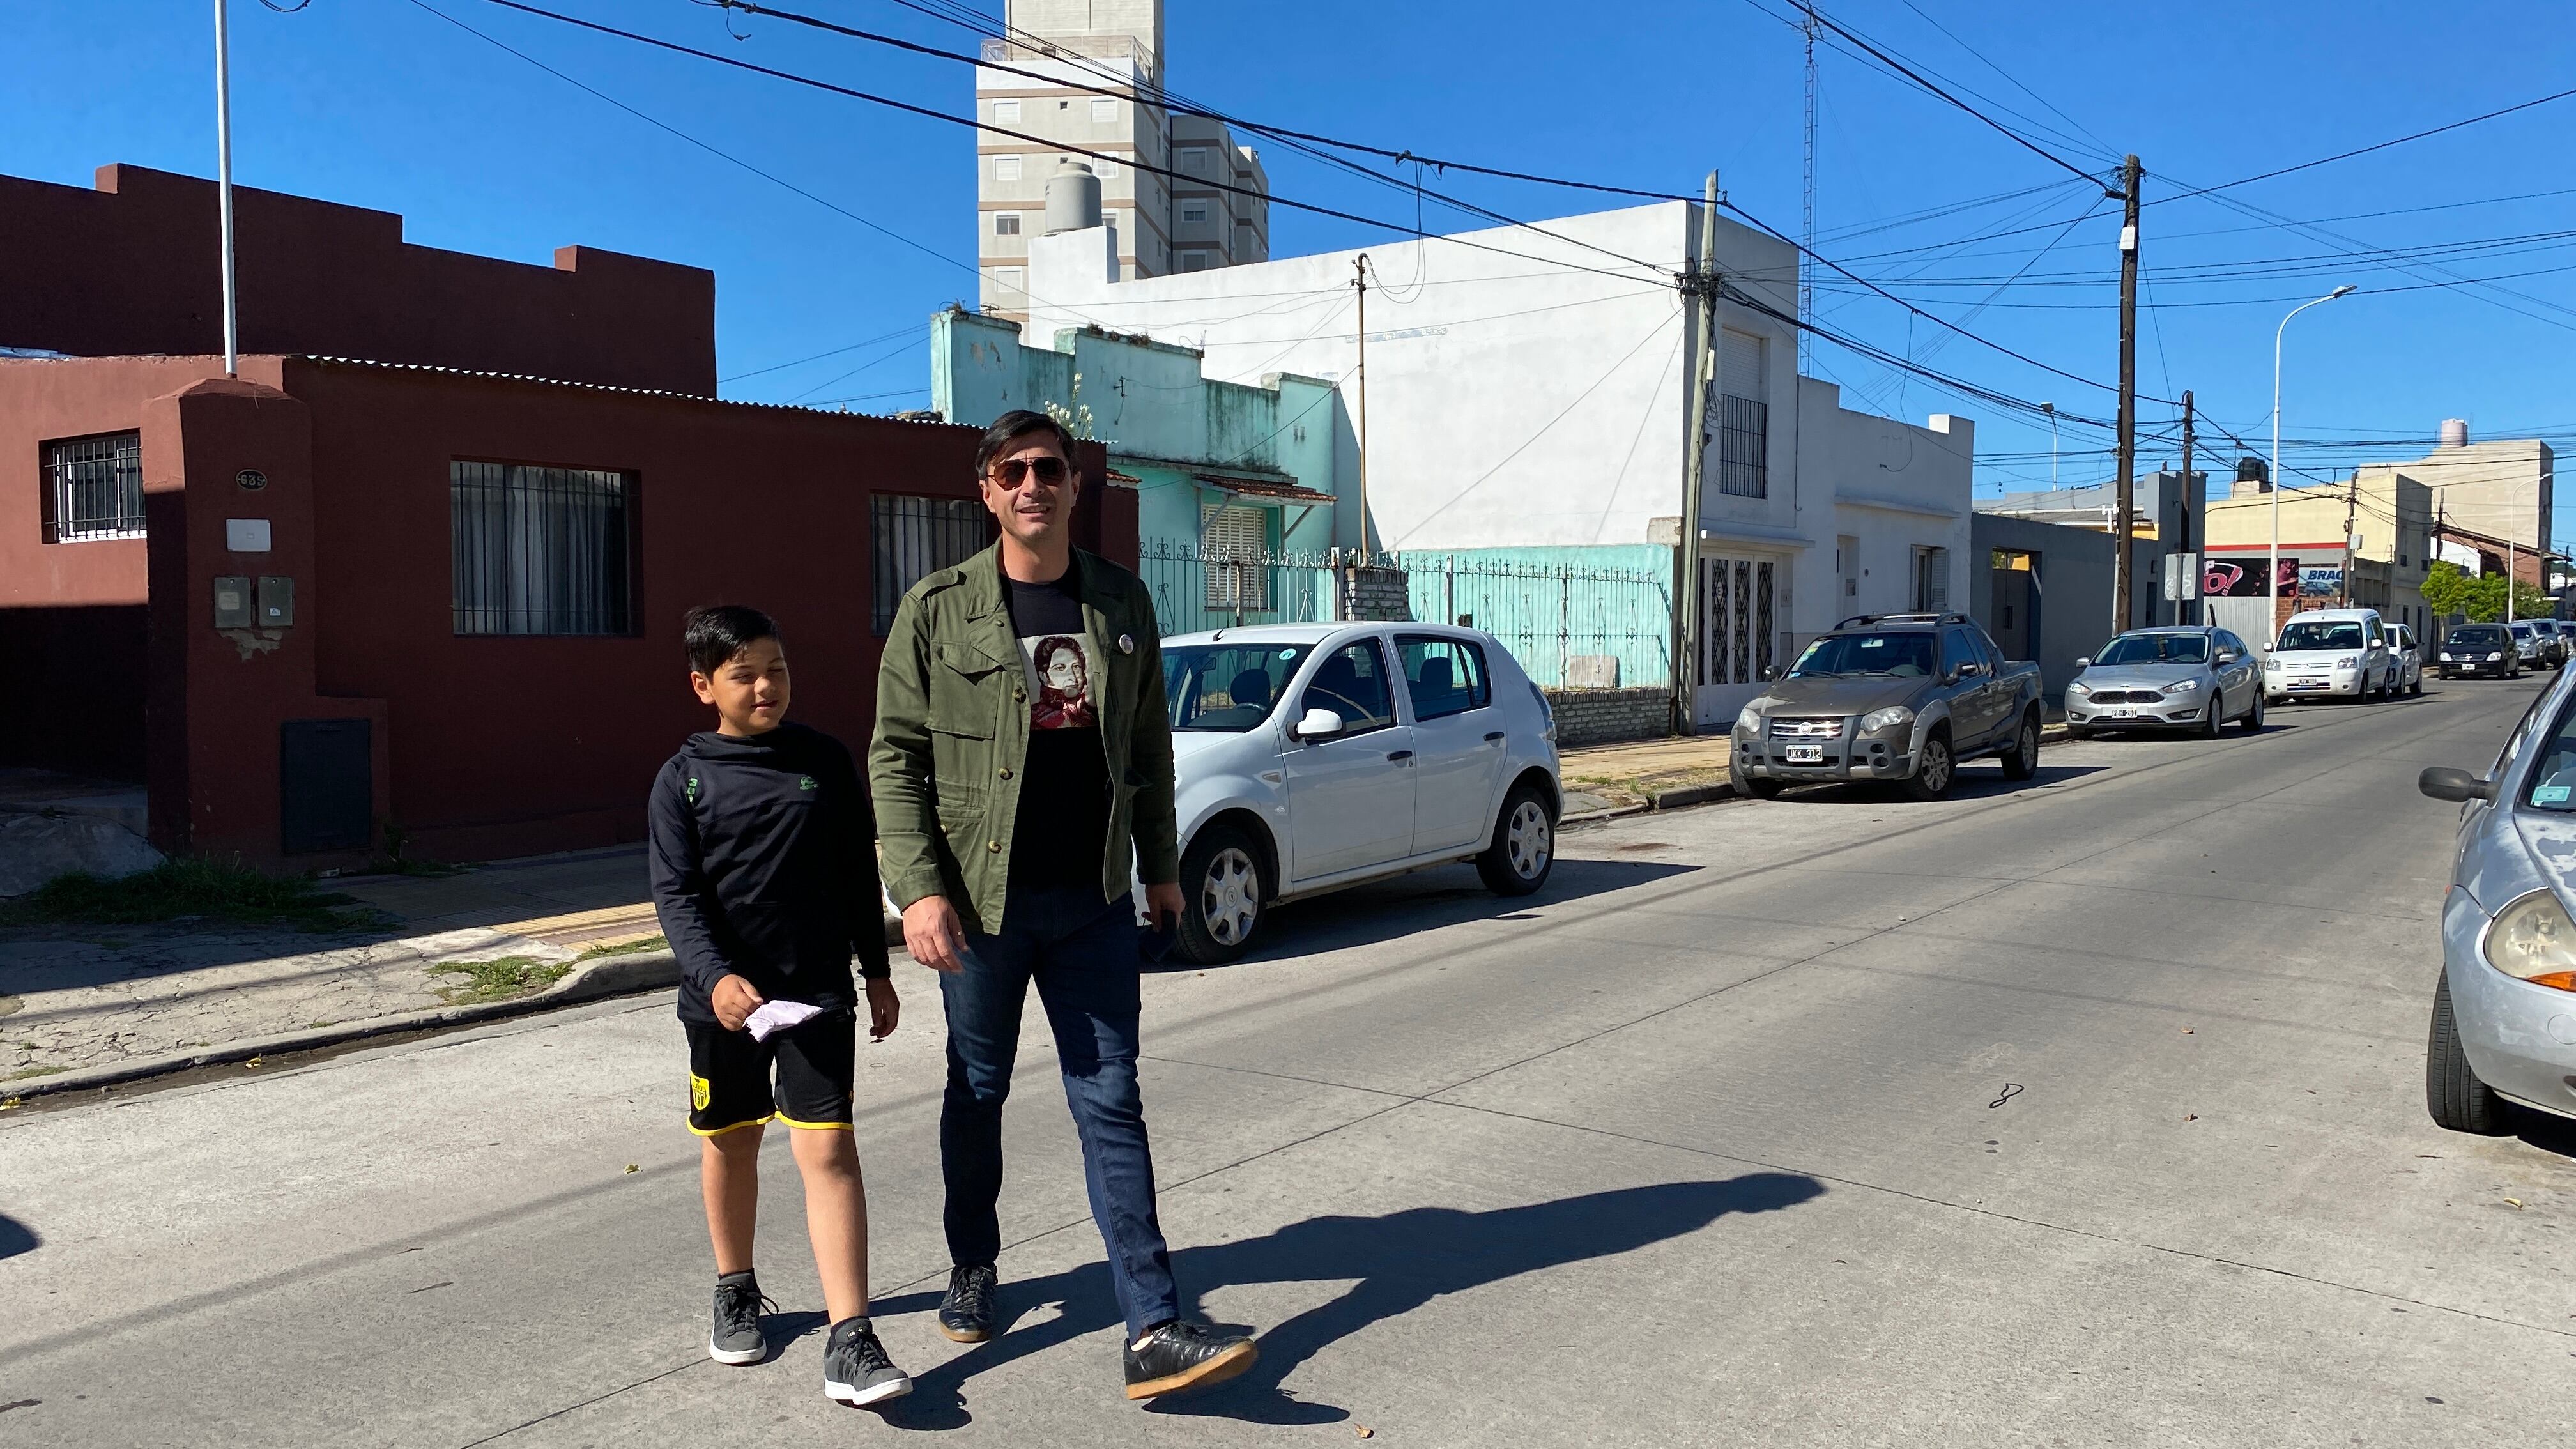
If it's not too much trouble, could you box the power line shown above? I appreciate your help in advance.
[2163,83,2576,205]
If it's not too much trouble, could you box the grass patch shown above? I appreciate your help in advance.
[0,857,383,932]
[6,1065,66,1082]
[577,934,666,960]
[427,956,572,1005]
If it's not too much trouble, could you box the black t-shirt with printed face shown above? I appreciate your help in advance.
[1003,570,1111,893]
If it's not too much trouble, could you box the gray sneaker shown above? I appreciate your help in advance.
[709,1271,773,1365]
[822,1317,912,1407]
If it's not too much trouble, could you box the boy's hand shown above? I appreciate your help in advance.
[903,896,970,974]
[710,974,766,1031]
[864,976,900,1040]
[1142,882,1184,931]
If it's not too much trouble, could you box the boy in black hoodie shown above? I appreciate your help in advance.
[647,604,910,1407]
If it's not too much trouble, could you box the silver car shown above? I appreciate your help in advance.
[2387,623,2425,695]
[2064,626,2265,739]
[2416,674,2576,1131]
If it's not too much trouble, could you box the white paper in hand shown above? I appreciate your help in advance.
[745,999,824,1043]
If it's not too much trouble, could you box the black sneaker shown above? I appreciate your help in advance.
[1123,1321,1257,1400]
[708,1270,774,1366]
[939,1262,998,1344]
[822,1317,912,1407]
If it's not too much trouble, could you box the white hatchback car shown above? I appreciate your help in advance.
[1158,622,1563,963]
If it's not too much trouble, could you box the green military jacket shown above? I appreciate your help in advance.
[869,543,1178,934]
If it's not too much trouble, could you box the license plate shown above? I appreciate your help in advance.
[1784,744,1823,763]
[2108,709,2136,719]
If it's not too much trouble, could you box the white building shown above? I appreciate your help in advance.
[976,0,1268,318]
[1019,199,1971,726]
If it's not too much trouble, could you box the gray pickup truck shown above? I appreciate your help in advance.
[1728,612,2044,801]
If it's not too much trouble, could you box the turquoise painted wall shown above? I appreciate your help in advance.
[1394,544,1674,689]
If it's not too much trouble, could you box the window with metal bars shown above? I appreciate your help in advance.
[873,494,991,635]
[449,461,634,636]
[1201,503,1272,611]
[43,433,145,542]
[1717,395,1767,498]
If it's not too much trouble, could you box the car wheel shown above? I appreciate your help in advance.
[2410,671,2423,696]
[2201,690,2224,738]
[1903,727,1955,801]
[1174,824,1265,965]
[2426,970,2511,1134]
[1731,763,1782,800]
[2240,689,2264,732]
[1476,782,1556,896]
[2000,710,2041,780]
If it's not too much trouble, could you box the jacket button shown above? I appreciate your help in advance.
[987,839,1002,853]
[999,765,1013,779]
[1015,687,1027,702]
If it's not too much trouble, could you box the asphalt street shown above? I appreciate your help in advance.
[3,678,2570,1447]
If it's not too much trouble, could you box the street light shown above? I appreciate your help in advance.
[2271,284,2357,627]
[2040,401,2058,489]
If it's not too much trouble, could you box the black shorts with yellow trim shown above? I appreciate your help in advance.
[684,1008,857,1136]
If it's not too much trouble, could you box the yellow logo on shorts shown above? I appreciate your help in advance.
[690,1073,712,1111]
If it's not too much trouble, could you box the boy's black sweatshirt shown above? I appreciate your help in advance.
[647,721,890,1023]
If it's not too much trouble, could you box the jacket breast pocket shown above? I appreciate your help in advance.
[930,644,1007,739]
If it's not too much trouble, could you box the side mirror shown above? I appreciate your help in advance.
[1293,707,1346,741]
[1765,664,1786,682]
[2073,657,2090,671]
[1957,661,1982,678]
[2216,649,2241,664]
[2418,767,2498,804]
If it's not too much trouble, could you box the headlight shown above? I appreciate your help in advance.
[2483,889,2576,992]
[2334,656,2359,668]
[2160,678,2200,694]
[2439,652,2453,661]
[1860,705,1916,733]
[2490,652,2506,661]
[1734,705,1763,734]
[2067,681,2092,697]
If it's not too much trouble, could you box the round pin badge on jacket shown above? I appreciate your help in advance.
[1119,633,1136,654]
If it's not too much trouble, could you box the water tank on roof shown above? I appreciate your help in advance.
[2235,456,2269,486]
[2441,418,2470,448]
[1045,161,1103,236]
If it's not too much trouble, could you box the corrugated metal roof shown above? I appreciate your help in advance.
[294,355,950,423]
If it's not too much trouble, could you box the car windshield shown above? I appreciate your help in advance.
[2094,633,2209,666]
[2523,695,2576,811]
[1164,643,1314,732]
[2448,627,2507,647]
[2513,624,2538,639]
[2278,620,2364,652]
[1791,631,1936,678]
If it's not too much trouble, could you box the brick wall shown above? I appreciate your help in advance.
[1340,564,1410,622]
[1543,686,1669,747]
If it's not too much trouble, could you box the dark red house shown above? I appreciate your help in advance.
[2,168,1131,867]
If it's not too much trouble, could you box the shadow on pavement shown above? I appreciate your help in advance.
[0,1213,39,1261]
[867,1174,1824,1429]
[1149,858,1697,976]
[1774,762,2106,806]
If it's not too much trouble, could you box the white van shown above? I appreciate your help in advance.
[2265,607,2393,703]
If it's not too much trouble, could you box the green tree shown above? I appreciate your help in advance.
[2420,560,2474,617]
[2423,561,2550,623]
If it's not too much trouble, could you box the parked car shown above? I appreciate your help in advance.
[2416,672,2576,1131]
[2386,623,2425,695]
[2064,626,2264,738]
[1729,612,2043,802]
[2534,618,2570,668]
[2509,620,2561,671]
[2264,608,2393,703]
[1158,622,1563,964]
[2437,622,2519,680]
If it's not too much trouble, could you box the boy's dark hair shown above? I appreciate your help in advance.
[974,409,1078,478]
[682,604,780,677]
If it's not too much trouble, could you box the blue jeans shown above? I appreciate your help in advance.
[941,884,1179,1338]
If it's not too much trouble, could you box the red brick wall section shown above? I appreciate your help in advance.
[0,165,716,395]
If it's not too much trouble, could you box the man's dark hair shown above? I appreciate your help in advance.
[682,604,780,677]
[974,409,1078,478]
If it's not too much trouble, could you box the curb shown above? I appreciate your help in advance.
[7,948,686,1103]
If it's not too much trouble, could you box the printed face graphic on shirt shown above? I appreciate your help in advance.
[1020,632,1097,730]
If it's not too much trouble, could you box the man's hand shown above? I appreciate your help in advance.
[1142,881,1184,931]
[863,976,901,1041]
[710,973,766,1032]
[903,895,970,974]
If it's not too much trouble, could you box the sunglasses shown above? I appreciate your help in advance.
[987,456,1070,489]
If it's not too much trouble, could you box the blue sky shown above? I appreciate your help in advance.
[10,1,2576,539]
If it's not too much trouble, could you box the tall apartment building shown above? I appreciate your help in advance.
[976,1,1269,318]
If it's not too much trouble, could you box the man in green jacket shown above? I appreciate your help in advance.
[870,410,1257,1401]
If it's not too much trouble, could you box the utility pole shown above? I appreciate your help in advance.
[1798,4,1819,369]
[1353,254,1370,564]
[2177,389,2195,625]
[2341,477,2360,609]
[2112,154,2143,633]
[214,0,240,376]
[1671,171,1722,737]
